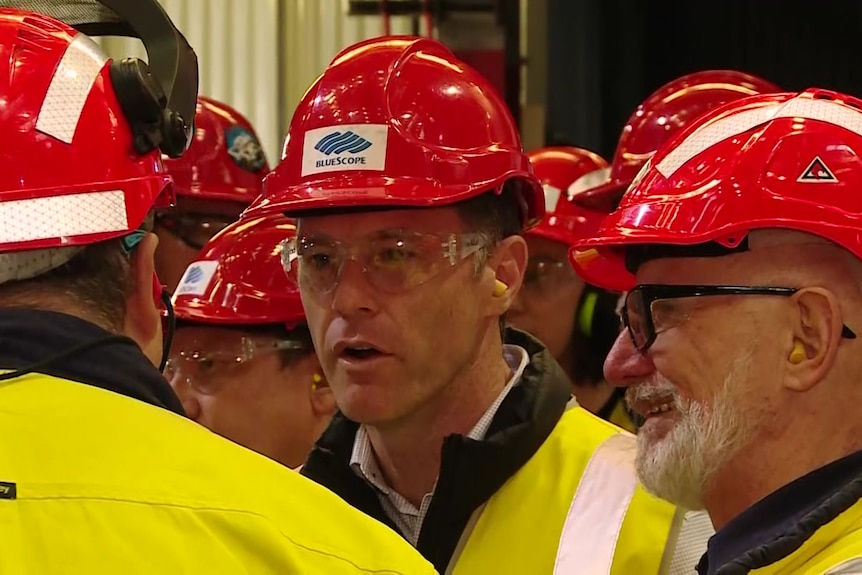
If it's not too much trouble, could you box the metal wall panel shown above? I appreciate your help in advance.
[97,0,411,165]
[281,0,412,154]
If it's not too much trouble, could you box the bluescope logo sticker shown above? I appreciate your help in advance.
[175,260,219,297]
[301,123,388,177]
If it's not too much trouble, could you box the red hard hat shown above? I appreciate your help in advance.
[571,88,862,291]
[576,70,782,212]
[0,9,174,254]
[171,215,304,328]
[527,146,611,245]
[243,36,543,229]
[162,96,268,207]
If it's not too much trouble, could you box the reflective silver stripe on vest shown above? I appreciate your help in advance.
[554,432,638,575]
[667,510,714,575]
[824,557,862,574]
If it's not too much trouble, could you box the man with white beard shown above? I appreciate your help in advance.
[571,87,862,574]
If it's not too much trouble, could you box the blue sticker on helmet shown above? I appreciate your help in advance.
[225,126,266,172]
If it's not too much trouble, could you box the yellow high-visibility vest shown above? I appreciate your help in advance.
[750,497,862,574]
[449,407,679,574]
[0,373,436,574]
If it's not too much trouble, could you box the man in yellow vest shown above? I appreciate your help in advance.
[243,35,709,574]
[0,4,435,573]
[572,87,862,574]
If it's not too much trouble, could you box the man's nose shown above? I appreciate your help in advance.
[330,259,378,317]
[604,330,655,387]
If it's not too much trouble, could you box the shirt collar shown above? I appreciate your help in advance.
[349,344,530,491]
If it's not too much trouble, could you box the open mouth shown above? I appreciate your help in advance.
[644,402,674,417]
[340,346,383,360]
[628,388,677,420]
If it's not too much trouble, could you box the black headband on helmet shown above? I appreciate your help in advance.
[0,0,199,157]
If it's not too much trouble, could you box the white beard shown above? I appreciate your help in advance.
[627,351,756,510]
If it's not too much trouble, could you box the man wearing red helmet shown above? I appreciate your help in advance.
[558,70,781,427]
[507,146,639,431]
[169,215,336,469]
[0,5,436,574]
[245,36,706,574]
[552,73,782,396]
[156,96,269,292]
[576,70,782,213]
[572,88,862,573]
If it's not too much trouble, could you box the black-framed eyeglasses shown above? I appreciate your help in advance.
[622,284,858,352]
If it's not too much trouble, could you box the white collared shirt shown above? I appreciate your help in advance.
[349,345,530,545]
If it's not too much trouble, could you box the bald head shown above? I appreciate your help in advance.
[639,230,862,316]
[748,229,862,295]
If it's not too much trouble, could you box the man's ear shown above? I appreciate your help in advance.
[784,287,844,392]
[309,366,337,417]
[486,234,529,316]
[124,232,163,367]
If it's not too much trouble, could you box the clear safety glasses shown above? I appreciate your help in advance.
[165,337,310,394]
[521,256,576,294]
[281,230,489,297]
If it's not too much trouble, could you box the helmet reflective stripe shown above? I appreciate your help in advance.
[36,33,109,145]
[0,190,127,245]
[657,95,862,178]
